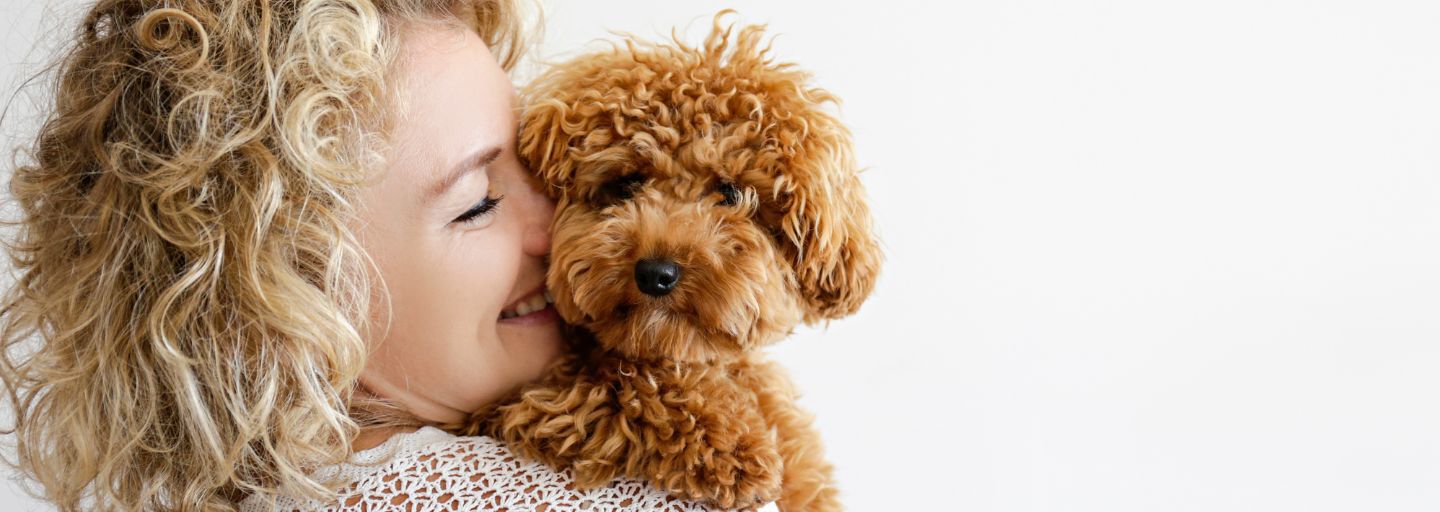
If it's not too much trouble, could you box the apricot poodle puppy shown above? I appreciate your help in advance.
[470,13,881,512]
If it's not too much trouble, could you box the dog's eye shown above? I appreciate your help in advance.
[717,182,741,206]
[600,174,646,203]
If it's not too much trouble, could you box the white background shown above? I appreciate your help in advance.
[4,0,1440,510]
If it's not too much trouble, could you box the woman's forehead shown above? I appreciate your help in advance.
[387,24,515,195]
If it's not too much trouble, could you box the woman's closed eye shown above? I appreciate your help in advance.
[451,195,504,226]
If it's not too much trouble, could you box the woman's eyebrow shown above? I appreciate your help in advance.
[425,146,502,201]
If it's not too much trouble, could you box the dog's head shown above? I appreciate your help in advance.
[519,14,881,363]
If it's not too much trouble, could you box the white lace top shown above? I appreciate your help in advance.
[237,426,779,511]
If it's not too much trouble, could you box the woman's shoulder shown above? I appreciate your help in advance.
[238,426,770,511]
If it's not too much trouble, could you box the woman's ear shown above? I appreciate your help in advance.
[775,111,883,322]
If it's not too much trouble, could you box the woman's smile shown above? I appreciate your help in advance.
[499,287,559,325]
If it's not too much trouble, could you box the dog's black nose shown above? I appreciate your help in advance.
[635,258,682,297]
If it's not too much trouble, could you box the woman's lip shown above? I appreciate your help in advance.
[501,284,548,312]
[497,303,558,326]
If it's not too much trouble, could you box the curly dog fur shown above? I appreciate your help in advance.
[466,12,881,511]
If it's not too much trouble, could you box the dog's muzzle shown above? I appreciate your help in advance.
[634,258,682,297]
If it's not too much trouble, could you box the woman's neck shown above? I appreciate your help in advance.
[348,384,431,452]
[351,424,421,452]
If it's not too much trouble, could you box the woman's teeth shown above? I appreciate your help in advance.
[500,290,554,319]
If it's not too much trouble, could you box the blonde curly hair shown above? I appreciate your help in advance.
[0,0,531,510]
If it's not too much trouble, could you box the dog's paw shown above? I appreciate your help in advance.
[684,438,783,509]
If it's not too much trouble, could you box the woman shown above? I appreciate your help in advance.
[0,0,770,510]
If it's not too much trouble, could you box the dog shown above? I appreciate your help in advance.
[474,12,881,511]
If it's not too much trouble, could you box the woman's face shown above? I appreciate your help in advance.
[354,24,563,424]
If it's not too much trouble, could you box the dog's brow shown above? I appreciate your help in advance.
[425,146,502,200]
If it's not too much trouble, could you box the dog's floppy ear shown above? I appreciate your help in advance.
[517,76,637,196]
[515,55,625,192]
[774,108,883,322]
[517,97,582,191]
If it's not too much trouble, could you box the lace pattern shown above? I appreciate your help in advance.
[237,426,778,511]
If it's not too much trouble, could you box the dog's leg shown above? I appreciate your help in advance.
[736,357,843,512]
[488,354,783,508]
[483,352,626,482]
[627,361,783,509]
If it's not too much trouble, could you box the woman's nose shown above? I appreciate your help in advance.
[520,187,554,257]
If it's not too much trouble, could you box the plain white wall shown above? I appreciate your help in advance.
[4,0,1440,510]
